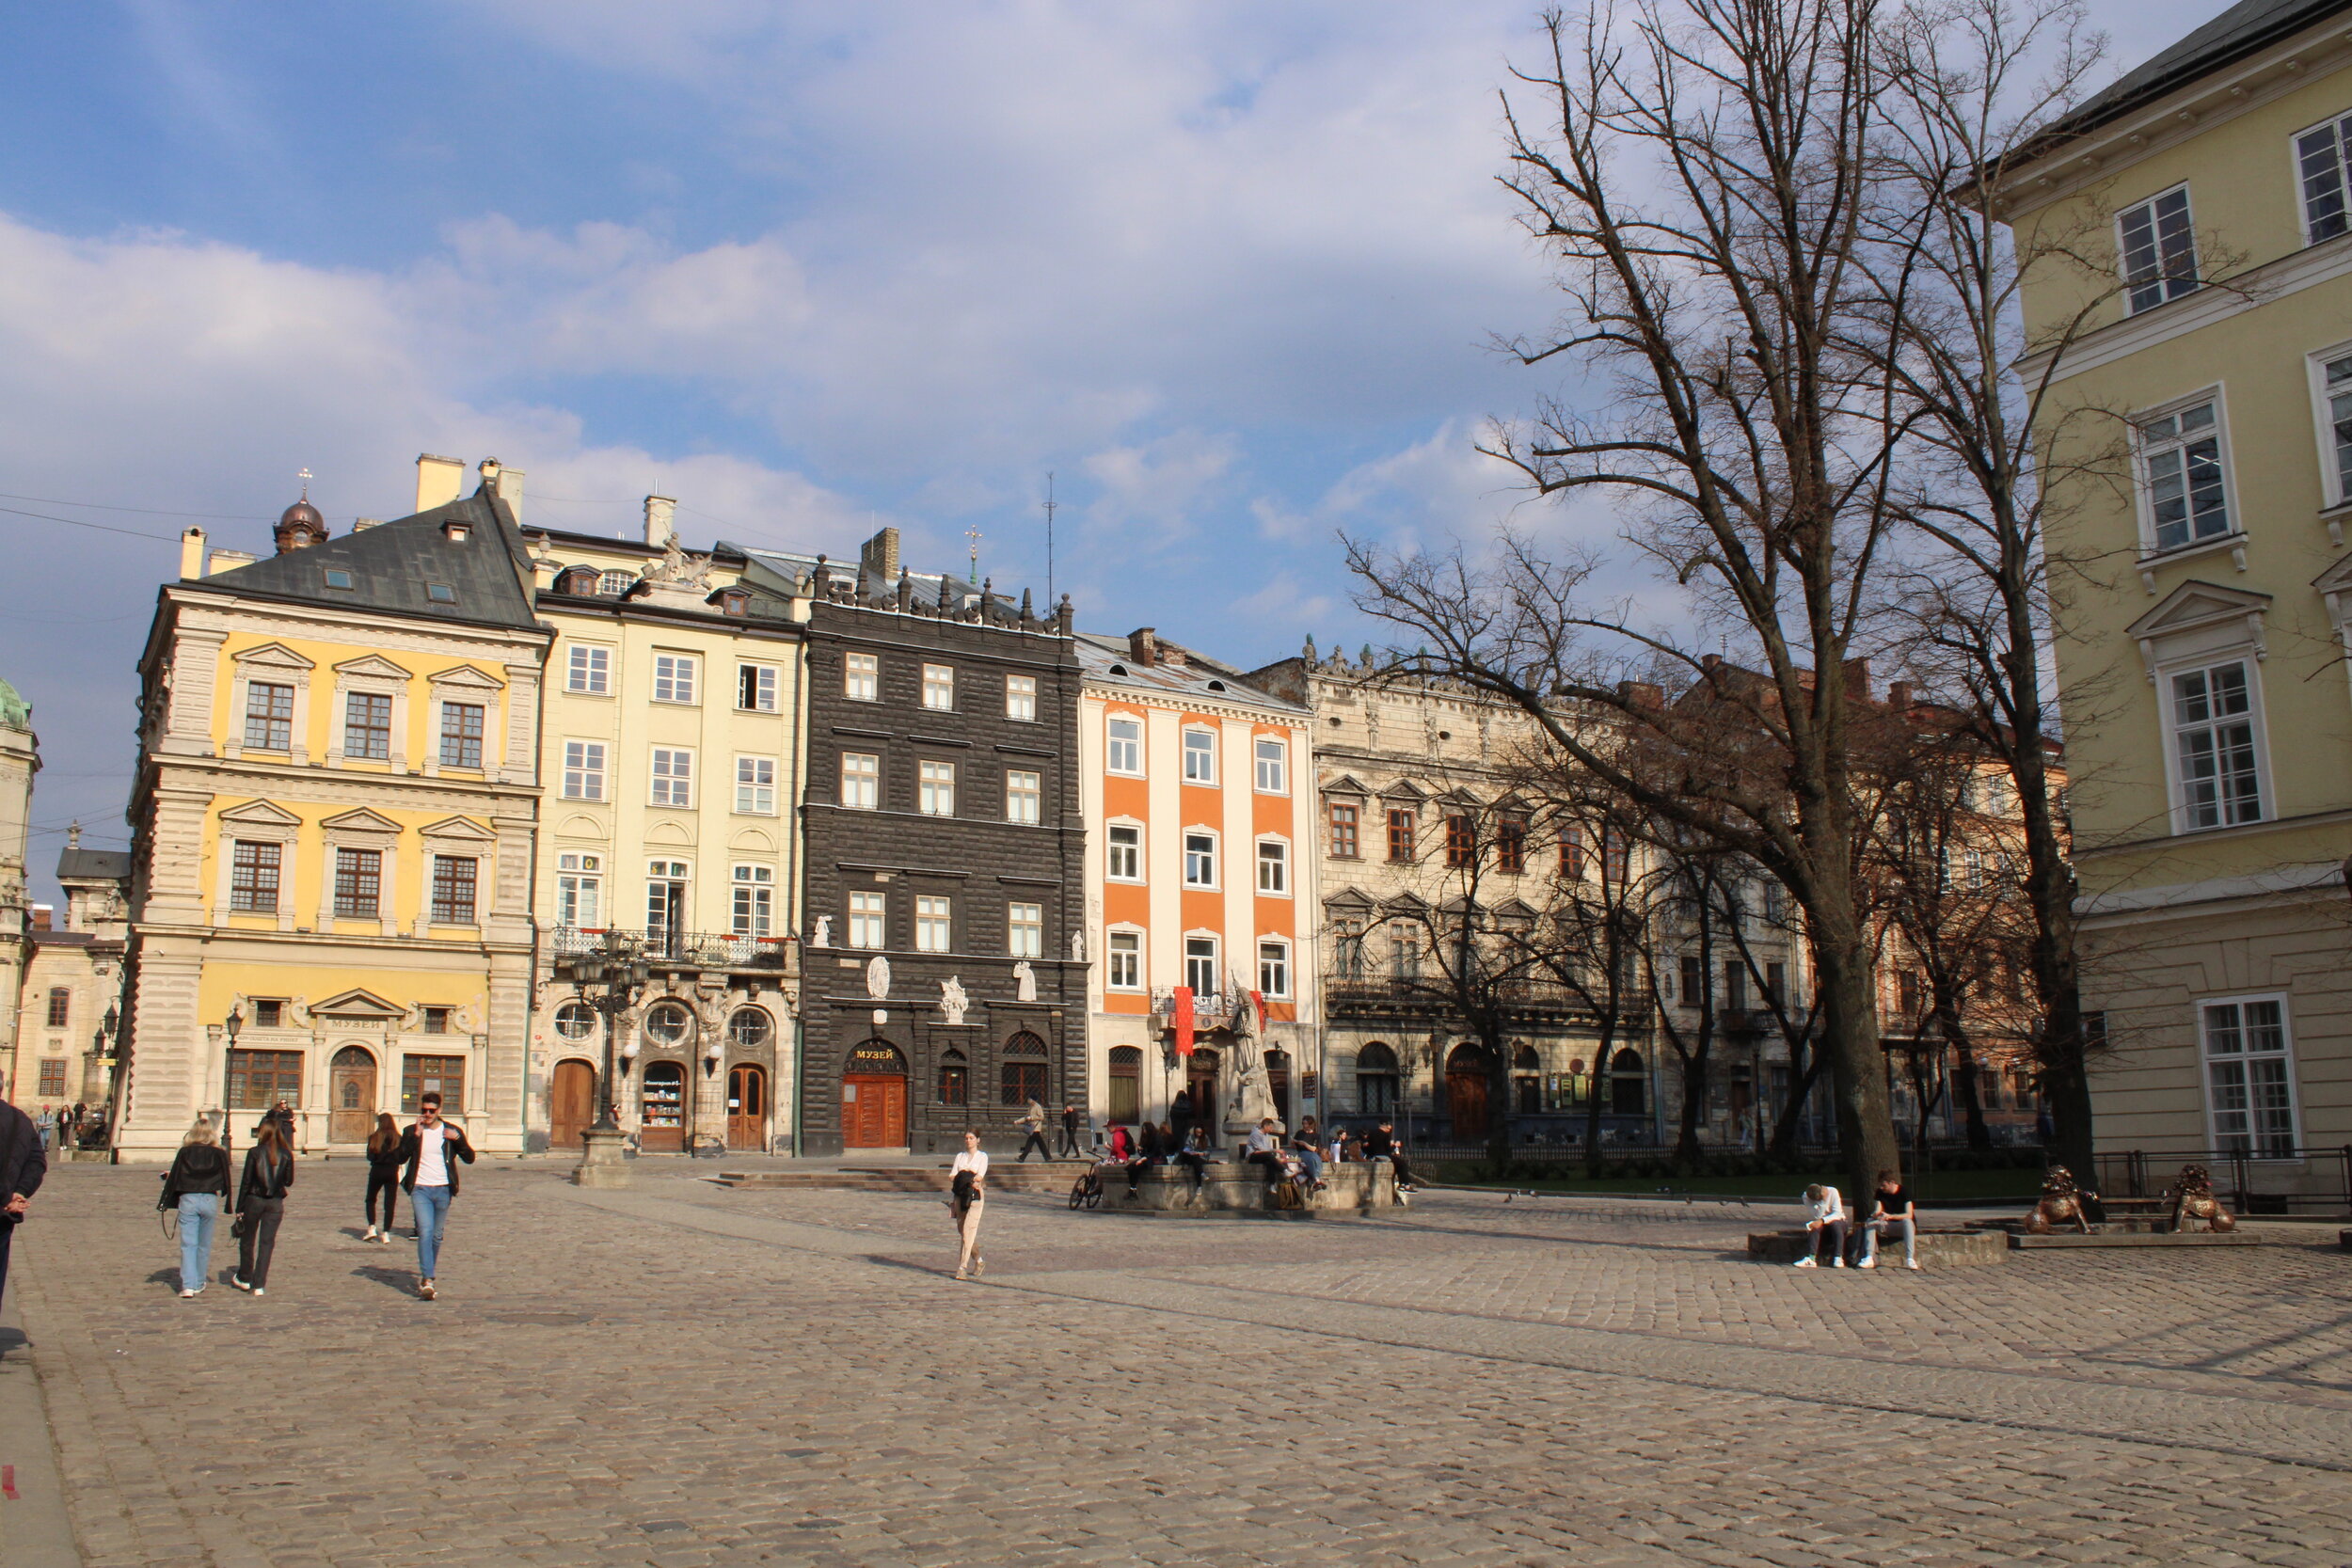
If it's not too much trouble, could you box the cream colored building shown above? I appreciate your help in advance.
[519,499,809,1156]
[0,676,33,1105]
[2001,0,2352,1195]
[12,832,133,1119]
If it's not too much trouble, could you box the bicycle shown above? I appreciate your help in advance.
[1068,1167,1104,1210]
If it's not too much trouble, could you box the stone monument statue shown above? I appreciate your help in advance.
[1071,929,1086,962]
[811,915,832,948]
[1221,990,1278,1134]
[939,975,969,1026]
[1012,960,1037,1002]
[865,955,891,1000]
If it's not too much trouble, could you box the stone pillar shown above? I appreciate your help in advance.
[574,1127,630,1188]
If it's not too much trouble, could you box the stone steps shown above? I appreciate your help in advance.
[713,1163,1088,1192]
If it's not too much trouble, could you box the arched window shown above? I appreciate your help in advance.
[1512,1041,1541,1070]
[1611,1048,1647,1117]
[1001,1031,1048,1106]
[554,1002,597,1040]
[938,1048,968,1106]
[1356,1040,1399,1117]
[1107,1045,1141,1124]
[1513,1040,1542,1114]
[643,1002,693,1047]
[727,1007,772,1048]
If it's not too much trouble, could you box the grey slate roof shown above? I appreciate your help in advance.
[2030,0,2352,153]
[57,847,131,881]
[188,484,541,632]
[1074,631,1310,715]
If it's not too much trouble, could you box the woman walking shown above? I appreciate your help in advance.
[949,1130,988,1281]
[363,1113,402,1243]
[231,1120,294,1296]
[159,1118,232,1297]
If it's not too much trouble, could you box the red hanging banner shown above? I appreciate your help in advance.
[1248,990,1266,1032]
[1172,986,1195,1056]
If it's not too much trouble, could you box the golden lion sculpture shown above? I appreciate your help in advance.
[2023,1164,2096,1235]
[2166,1164,2237,1233]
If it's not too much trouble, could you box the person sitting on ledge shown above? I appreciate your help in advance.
[1173,1125,1211,1193]
[1290,1117,1328,1190]
[1362,1119,1421,1192]
[1793,1182,1848,1268]
[1245,1118,1287,1191]
[1860,1170,1918,1270]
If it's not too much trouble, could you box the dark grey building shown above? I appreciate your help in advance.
[747,530,1085,1155]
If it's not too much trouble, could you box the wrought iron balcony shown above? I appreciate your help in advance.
[548,927,793,971]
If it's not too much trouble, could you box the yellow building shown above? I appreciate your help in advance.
[117,460,549,1160]
[518,498,809,1156]
[2001,0,2352,1196]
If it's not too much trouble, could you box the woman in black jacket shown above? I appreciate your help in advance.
[159,1119,232,1297]
[363,1113,402,1243]
[231,1120,294,1296]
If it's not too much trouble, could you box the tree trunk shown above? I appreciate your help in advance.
[1675,1048,1708,1166]
[1767,1045,1822,1162]
[1486,1034,1515,1168]
[1815,927,1903,1207]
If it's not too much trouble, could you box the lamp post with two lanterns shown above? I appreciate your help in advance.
[552,930,650,1185]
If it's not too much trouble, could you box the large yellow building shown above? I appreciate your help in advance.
[117,461,549,1160]
[2002,0,2352,1196]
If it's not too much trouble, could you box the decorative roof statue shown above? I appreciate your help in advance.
[865,954,891,1001]
[1012,959,1037,1003]
[939,975,969,1026]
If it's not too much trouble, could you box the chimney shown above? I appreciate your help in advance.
[415,453,465,513]
[1888,680,1913,711]
[1841,657,1871,702]
[180,527,207,579]
[1127,627,1160,666]
[489,462,525,522]
[1618,680,1664,710]
[644,494,676,546]
[859,526,901,592]
[352,517,383,531]
[205,548,257,576]
[30,904,52,932]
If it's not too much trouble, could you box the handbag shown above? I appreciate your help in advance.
[230,1211,248,1240]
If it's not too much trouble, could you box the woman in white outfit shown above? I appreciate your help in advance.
[950,1130,988,1281]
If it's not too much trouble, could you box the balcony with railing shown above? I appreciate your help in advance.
[548,927,793,971]
[1322,972,1614,1022]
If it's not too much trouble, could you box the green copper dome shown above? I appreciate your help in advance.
[0,675,28,732]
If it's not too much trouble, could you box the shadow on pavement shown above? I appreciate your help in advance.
[352,1265,420,1296]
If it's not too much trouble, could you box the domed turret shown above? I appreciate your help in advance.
[274,468,328,553]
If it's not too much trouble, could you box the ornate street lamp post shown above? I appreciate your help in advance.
[554,931,649,1186]
[219,1005,244,1151]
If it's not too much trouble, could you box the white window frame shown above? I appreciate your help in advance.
[844,651,880,703]
[731,864,775,939]
[2117,183,2200,314]
[1106,714,1143,776]
[918,759,957,817]
[650,746,696,808]
[2307,340,2352,510]
[566,643,612,696]
[1257,939,1291,1000]
[1008,901,1042,958]
[1256,837,1289,895]
[597,569,634,597]
[556,852,603,929]
[2292,109,2352,246]
[921,662,956,711]
[1105,821,1143,882]
[2160,655,2269,833]
[735,754,777,815]
[848,889,886,950]
[562,739,607,801]
[2198,992,2302,1157]
[1005,768,1041,825]
[2133,388,2236,558]
[1181,726,1217,784]
[1183,829,1217,889]
[737,661,780,713]
[1253,736,1289,795]
[916,895,954,954]
[1005,673,1038,722]
[1183,934,1219,996]
[651,653,699,705]
[1105,927,1144,990]
[840,752,880,811]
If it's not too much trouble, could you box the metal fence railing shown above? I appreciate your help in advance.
[2090,1146,2352,1218]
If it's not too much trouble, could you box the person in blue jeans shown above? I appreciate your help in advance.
[393,1093,474,1301]
[159,1118,233,1297]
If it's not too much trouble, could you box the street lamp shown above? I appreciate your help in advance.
[555,931,649,1132]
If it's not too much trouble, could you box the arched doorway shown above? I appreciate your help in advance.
[1446,1043,1494,1141]
[1356,1041,1398,1117]
[328,1046,376,1144]
[1611,1048,1648,1117]
[1107,1046,1142,1125]
[1513,1041,1543,1116]
[641,1061,688,1152]
[1264,1049,1293,1129]
[1180,1048,1220,1144]
[549,1058,596,1149]
[726,1063,768,1151]
[842,1039,908,1148]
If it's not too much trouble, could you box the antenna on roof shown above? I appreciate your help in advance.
[965,522,983,586]
[1042,472,1057,609]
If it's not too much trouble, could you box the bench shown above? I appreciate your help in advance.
[1747,1227,2009,1265]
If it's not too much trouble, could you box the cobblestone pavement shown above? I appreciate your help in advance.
[8,1163,2352,1568]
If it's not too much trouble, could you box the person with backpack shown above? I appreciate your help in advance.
[948,1130,988,1281]
[160,1118,232,1297]
[0,1093,46,1322]
[362,1113,403,1243]
[393,1094,474,1300]
[231,1119,295,1296]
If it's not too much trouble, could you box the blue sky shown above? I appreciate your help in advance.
[0,0,2218,897]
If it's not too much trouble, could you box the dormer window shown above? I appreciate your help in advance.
[560,567,598,595]
[444,522,471,543]
[716,589,749,616]
[324,569,355,591]
[598,569,633,596]
[426,583,456,604]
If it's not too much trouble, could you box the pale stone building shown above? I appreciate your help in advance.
[13,830,132,1120]
[0,676,34,1105]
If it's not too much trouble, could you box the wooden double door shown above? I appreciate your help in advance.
[328,1047,377,1144]
[550,1059,596,1150]
[726,1064,768,1151]
[1446,1046,1493,1140]
[841,1074,908,1148]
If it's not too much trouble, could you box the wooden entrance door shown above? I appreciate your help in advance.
[1446,1046,1491,1141]
[1184,1048,1220,1143]
[726,1064,767,1151]
[1265,1050,1293,1129]
[550,1059,596,1150]
[841,1075,907,1148]
[328,1047,376,1144]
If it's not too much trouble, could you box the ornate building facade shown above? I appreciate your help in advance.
[12,831,133,1118]
[0,675,33,1105]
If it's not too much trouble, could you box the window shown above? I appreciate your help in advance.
[1498,815,1528,874]
[244,682,294,751]
[37,1059,66,1098]
[729,1007,772,1047]
[438,702,484,769]
[738,663,779,712]
[2119,185,2199,313]
[1680,955,1704,1007]
[1356,1042,1399,1117]
[1256,839,1287,895]
[230,840,280,912]
[1445,814,1476,868]
[2170,660,2263,830]
[563,740,606,800]
[1107,930,1142,990]
[938,1052,968,1106]
[1254,736,1289,794]
[841,752,879,810]
[1387,808,1417,863]
[255,999,284,1028]
[1184,831,1216,887]
[597,569,633,597]
[1106,716,1142,775]
[323,568,354,591]
[2201,996,2298,1157]
[1765,961,1787,1007]
[400,1055,466,1115]
[2296,111,2352,242]
[1107,823,1141,879]
[425,582,456,605]
[646,862,689,941]
[1183,728,1216,784]
[344,692,391,759]
[228,1049,303,1109]
[650,748,695,808]
[918,759,956,816]
[1559,826,1586,878]
[844,652,879,702]
[567,645,611,694]
[644,1005,692,1045]
[735,755,776,815]
[922,663,955,711]
[733,865,775,939]
[1328,801,1359,859]
[2319,351,2352,505]
[334,847,382,918]
[2139,401,2229,551]
[1602,827,1629,882]
[556,853,601,928]
[1725,962,1748,1013]
[1108,1046,1142,1124]
[555,1002,596,1039]
[1000,1057,1048,1108]
[1184,937,1219,996]
[431,855,477,925]
[917,895,953,953]
[1006,768,1041,825]
[1389,928,1420,981]
[1258,941,1290,998]
[422,1006,453,1035]
[1006,673,1037,721]
[45,988,69,1028]
[652,654,697,705]
[1008,901,1041,958]
[849,890,886,949]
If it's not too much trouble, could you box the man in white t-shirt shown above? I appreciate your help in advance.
[1793,1182,1848,1268]
[394,1092,475,1300]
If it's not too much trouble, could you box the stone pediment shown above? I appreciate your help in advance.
[1322,887,1377,911]
[311,988,405,1019]
[1321,774,1371,797]
[217,799,301,829]
[420,815,496,841]
[230,641,316,671]
[1379,778,1429,801]
[2313,548,2352,611]
[1491,896,1540,920]
[318,807,403,835]
[1381,891,1430,914]
[427,663,504,690]
[2123,580,2272,669]
[332,654,412,682]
